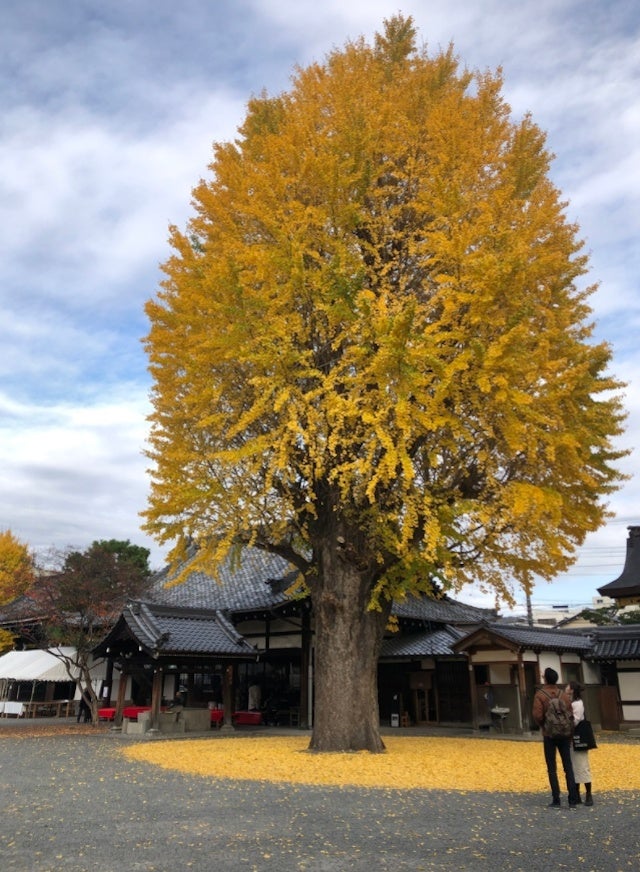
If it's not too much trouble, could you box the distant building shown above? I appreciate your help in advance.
[505,597,620,629]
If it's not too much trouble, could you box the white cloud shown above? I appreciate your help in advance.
[0,95,243,307]
[1,0,638,599]
[0,388,165,568]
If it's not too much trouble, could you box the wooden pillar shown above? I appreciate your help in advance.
[516,656,527,732]
[186,673,195,708]
[102,658,114,706]
[468,658,479,728]
[264,617,271,652]
[221,663,235,730]
[114,669,128,727]
[150,667,163,730]
[300,605,311,729]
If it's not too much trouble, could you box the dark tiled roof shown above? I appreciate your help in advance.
[453,621,592,654]
[149,547,297,613]
[392,594,495,625]
[0,594,42,625]
[97,602,258,657]
[589,625,640,660]
[597,527,640,600]
[149,547,496,627]
[381,626,466,658]
[492,624,591,652]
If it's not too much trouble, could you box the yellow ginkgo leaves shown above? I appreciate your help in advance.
[123,735,640,794]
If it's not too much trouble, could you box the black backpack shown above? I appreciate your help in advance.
[541,689,573,738]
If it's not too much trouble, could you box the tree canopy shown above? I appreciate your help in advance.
[0,529,35,651]
[31,539,151,641]
[25,539,151,722]
[143,16,626,750]
[579,606,640,626]
[0,529,34,604]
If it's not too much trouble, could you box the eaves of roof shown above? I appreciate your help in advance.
[597,528,640,600]
[452,622,592,654]
[0,595,43,626]
[587,624,640,661]
[589,637,640,660]
[391,594,496,625]
[380,626,466,658]
[597,579,640,599]
[94,602,258,658]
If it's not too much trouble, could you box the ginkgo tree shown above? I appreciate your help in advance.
[0,530,35,652]
[143,16,626,752]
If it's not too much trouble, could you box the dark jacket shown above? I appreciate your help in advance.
[532,683,573,737]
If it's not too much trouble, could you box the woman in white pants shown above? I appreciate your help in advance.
[568,681,593,806]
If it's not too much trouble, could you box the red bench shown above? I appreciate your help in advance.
[103,706,263,726]
[209,709,263,727]
[122,705,151,721]
[233,710,262,725]
[98,707,116,721]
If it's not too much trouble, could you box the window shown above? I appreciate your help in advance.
[562,663,581,685]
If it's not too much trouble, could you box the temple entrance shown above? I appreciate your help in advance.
[436,660,471,723]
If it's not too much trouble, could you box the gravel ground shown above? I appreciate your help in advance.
[1,721,639,872]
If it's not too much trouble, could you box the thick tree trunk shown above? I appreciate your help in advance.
[309,548,391,753]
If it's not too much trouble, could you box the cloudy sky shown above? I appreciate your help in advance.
[1,0,638,614]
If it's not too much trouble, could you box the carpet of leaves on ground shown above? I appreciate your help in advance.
[123,734,640,792]
[0,723,109,739]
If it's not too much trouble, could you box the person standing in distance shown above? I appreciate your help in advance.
[567,681,594,806]
[532,667,579,808]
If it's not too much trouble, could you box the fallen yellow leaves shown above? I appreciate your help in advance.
[0,724,106,739]
[123,735,640,792]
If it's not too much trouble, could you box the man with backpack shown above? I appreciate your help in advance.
[532,667,579,808]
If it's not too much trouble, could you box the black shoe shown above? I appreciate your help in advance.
[547,800,561,808]
[585,796,593,807]
[568,802,578,809]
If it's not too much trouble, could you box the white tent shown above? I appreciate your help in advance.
[0,649,112,716]
[0,647,79,682]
